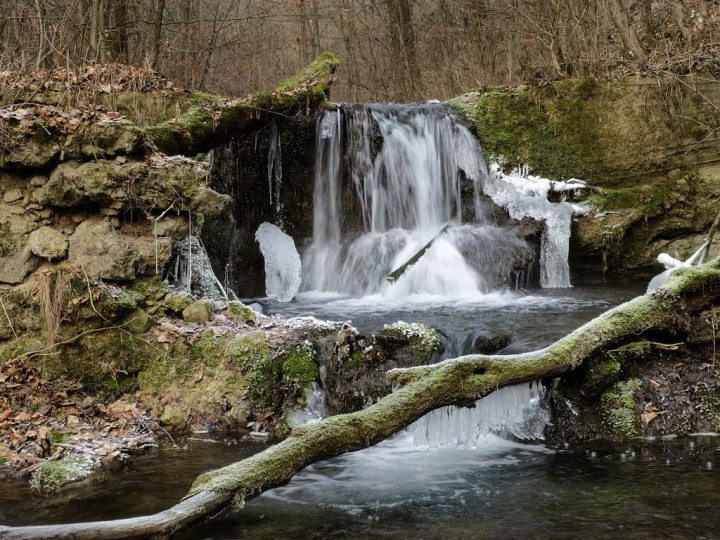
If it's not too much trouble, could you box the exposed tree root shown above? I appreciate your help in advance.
[2,260,720,540]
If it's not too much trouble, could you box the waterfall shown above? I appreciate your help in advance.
[303,104,582,296]
[481,165,587,288]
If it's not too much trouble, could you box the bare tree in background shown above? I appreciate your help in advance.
[1,0,719,101]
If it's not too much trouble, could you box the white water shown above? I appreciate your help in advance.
[285,382,327,428]
[303,104,585,298]
[303,105,537,297]
[255,222,301,302]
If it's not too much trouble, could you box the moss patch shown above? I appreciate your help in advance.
[380,322,441,360]
[29,455,100,495]
[601,378,642,440]
[447,83,604,180]
[281,342,318,384]
[276,52,340,93]
[227,301,257,324]
[49,331,159,398]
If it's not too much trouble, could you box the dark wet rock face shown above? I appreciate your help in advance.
[318,323,441,415]
[203,114,317,297]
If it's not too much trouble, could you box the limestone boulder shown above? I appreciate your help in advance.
[40,158,230,216]
[68,219,172,281]
[182,300,213,323]
[0,247,38,284]
[162,292,193,314]
[0,107,143,170]
[124,308,153,334]
[0,137,60,169]
[3,189,23,203]
[190,185,232,215]
[28,226,68,260]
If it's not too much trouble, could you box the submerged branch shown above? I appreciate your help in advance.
[387,224,450,283]
[2,260,720,539]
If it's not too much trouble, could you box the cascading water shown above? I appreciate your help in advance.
[303,104,536,297]
[302,104,583,298]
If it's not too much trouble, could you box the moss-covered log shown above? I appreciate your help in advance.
[2,260,720,540]
[145,53,339,156]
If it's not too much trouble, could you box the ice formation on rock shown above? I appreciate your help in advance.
[255,222,301,302]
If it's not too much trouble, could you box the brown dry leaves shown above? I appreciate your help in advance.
[0,357,157,473]
[0,63,175,100]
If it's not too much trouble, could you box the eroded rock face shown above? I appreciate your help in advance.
[0,151,227,286]
[0,107,144,170]
[39,157,231,215]
[318,323,442,415]
[449,75,720,280]
[68,219,172,280]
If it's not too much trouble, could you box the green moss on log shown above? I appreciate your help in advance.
[275,52,339,93]
[146,53,339,156]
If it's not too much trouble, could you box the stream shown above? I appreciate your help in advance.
[9,280,712,540]
[3,424,720,539]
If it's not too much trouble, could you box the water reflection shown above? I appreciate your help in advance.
[180,434,720,540]
[3,434,720,539]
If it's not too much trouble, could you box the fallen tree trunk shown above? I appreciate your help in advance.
[145,52,340,156]
[2,260,720,540]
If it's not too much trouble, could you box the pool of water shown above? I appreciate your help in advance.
[6,280,688,538]
[260,280,647,355]
[180,434,720,540]
[3,434,720,539]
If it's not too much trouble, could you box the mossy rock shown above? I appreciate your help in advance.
[29,456,100,495]
[182,300,213,323]
[281,342,318,384]
[227,301,257,324]
[123,308,153,334]
[380,322,441,361]
[45,330,159,398]
[162,292,193,314]
[160,404,188,432]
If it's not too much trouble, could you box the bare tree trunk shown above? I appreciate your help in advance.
[339,0,360,102]
[0,0,7,52]
[33,0,48,69]
[641,0,656,46]
[386,0,423,100]
[110,0,129,62]
[151,0,166,69]
[671,1,693,42]
[310,0,322,57]
[608,0,648,63]
[89,0,109,62]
